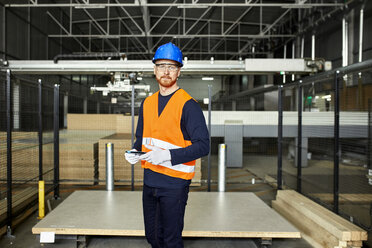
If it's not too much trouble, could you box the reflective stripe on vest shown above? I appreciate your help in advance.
[141,89,196,180]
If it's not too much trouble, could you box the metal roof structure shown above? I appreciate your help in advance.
[1,0,357,60]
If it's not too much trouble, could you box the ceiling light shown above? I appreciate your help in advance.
[281,4,312,9]
[177,4,208,9]
[321,95,331,99]
[202,77,214,81]
[75,4,105,9]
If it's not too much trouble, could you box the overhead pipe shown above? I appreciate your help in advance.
[53,52,126,63]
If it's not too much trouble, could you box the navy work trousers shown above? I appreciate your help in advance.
[142,184,189,248]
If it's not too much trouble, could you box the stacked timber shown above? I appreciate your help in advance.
[98,133,139,185]
[272,190,367,248]
[67,113,138,133]
[0,132,53,182]
[0,187,38,224]
[98,133,202,186]
[58,130,115,184]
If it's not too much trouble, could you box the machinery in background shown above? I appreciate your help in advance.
[90,72,150,114]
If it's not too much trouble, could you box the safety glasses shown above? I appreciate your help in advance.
[155,63,179,72]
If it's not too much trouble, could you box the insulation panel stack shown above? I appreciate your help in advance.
[58,130,115,184]
[272,190,367,248]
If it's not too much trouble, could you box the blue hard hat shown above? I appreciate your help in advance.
[152,42,183,67]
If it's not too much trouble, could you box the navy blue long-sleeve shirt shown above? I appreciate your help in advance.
[133,89,210,188]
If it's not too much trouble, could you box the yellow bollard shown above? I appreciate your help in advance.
[38,180,45,219]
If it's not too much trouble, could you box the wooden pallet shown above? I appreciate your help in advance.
[272,190,367,248]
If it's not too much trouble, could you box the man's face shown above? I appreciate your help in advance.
[154,59,181,88]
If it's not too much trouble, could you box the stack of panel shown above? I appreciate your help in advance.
[58,130,114,184]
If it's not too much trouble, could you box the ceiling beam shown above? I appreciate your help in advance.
[139,0,153,55]
[46,11,89,52]
[5,3,346,8]
[48,34,296,38]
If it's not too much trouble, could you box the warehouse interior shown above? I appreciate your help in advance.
[1,0,372,247]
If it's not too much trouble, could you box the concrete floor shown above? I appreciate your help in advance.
[0,153,315,248]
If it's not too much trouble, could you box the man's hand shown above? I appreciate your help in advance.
[125,149,141,164]
[139,144,171,165]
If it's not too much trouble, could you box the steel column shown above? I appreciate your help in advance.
[277,86,283,190]
[38,79,43,180]
[369,99,372,184]
[53,84,60,199]
[207,84,212,192]
[3,5,6,60]
[334,71,340,213]
[131,85,135,191]
[297,82,302,193]
[6,69,12,234]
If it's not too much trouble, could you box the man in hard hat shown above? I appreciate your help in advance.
[125,42,209,248]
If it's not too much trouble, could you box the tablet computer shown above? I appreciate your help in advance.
[125,150,146,155]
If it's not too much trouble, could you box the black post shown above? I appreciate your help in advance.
[369,99,372,171]
[2,6,6,61]
[334,71,340,213]
[6,69,12,234]
[297,82,302,193]
[131,85,135,191]
[207,85,212,192]
[38,79,43,180]
[277,86,283,190]
[53,84,60,199]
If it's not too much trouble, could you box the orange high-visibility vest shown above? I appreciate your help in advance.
[141,89,196,180]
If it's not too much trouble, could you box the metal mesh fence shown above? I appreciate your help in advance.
[0,72,6,200]
[42,83,55,190]
[204,65,372,241]
[11,79,39,186]
[0,73,57,228]
[299,77,336,211]
[274,66,372,243]
[338,70,372,232]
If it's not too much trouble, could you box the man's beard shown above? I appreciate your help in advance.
[156,75,177,88]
